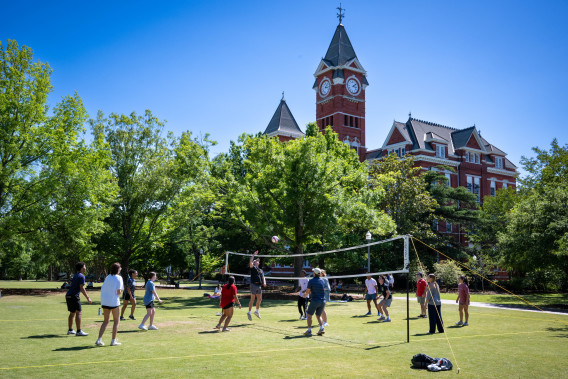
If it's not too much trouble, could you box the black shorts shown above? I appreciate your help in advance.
[66,295,81,313]
[123,292,133,301]
[222,302,234,310]
[145,301,155,309]
[101,305,119,310]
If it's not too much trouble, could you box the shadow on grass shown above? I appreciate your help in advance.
[364,341,406,350]
[351,315,374,318]
[22,334,66,339]
[546,326,568,338]
[53,346,96,351]
[117,330,139,334]
[278,319,301,322]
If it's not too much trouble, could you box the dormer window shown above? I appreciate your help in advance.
[436,145,445,158]
[495,157,503,169]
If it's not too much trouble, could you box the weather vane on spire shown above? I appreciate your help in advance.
[337,3,345,24]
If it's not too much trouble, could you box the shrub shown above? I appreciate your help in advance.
[434,261,464,289]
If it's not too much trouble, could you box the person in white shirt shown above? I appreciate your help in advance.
[363,274,380,316]
[296,271,309,320]
[96,263,124,346]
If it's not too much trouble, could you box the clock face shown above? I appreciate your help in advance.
[320,79,331,96]
[346,78,359,95]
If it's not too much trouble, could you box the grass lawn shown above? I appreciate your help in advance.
[0,287,567,378]
[438,292,568,309]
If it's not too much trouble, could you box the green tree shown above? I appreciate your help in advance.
[213,127,395,276]
[91,112,210,279]
[0,40,115,276]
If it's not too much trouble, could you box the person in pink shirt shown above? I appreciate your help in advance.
[455,275,470,326]
[416,272,427,318]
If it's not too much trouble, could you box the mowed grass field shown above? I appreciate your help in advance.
[0,286,567,378]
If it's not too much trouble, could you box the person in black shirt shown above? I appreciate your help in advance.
[377,275,392,322]
[65,262,92,336]
[247,250,266,321]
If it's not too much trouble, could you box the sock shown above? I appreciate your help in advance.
[387,317,391,320]
[248,311,251,313]
[307,328,311,332]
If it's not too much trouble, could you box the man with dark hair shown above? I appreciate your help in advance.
[247,250,266,321]
[66,262,92,336]
[416,272,427,318]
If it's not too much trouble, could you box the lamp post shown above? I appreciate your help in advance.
[366,231,372,272]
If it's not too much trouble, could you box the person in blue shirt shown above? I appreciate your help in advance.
[138,272,163,331]
[65,262,92,336]
[120,269,138,321]
[302,268,326,336]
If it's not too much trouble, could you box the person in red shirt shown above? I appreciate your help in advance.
[416,272,427,318]
[215,276,241,332]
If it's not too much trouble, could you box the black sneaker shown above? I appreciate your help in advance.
[120,316,126,321]
[129,315,136,320]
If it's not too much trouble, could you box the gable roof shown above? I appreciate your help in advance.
[323,24,357,67]
[263,98,304,138]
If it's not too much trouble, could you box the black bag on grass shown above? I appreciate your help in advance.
[411,353,437,369]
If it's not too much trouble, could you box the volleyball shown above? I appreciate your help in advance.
[272,236,279,243]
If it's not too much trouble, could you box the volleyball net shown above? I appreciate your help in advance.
[225,235,410,281]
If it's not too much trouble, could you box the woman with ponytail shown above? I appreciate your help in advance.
[215,276,241,332]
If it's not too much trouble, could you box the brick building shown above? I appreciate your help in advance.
[261,16,517,251]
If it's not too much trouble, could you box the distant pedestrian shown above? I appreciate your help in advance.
[96,263,124,346]
[455,275,470,326]
[65,262,92,336]
[215,276,241,332]
[426,273,444,334]
[120,269,138,321]
[416,272,427,318]
[139,272,163,331]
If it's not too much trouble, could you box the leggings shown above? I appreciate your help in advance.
[297,296,307,316]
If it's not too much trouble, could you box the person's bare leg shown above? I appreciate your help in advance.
[464,305,469,323]
[248,294,254,311]
[307,313,313,328]
[373,299,379,312]
[141,308,151,326]
[149,308,155,325]
[459,304,464,322]
[75,311,82,331]
[255,294,262,310]
[315,314,323,328]
[322,309,327,323]
[121,300,128,317]
[383,306,389,317]
[111,307,120,340]
[366,300,371,312]
[98,309,111,339]
[68,312,75,330]
[223,308,234,329]
[130,299,136,316]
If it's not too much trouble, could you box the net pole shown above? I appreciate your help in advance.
[406,272,410,343]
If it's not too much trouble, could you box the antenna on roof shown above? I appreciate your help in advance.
[282,91,285,101]
[337,3,345,24]
[408,111,412,119]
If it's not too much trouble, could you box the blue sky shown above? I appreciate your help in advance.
[2,0,567,172]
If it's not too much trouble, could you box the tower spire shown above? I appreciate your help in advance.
[336,3,345,25]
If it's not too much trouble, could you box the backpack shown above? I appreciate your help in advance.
[341,294,354,302]
[411,354,438,369]
[427,358,453,372]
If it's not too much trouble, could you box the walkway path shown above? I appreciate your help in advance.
[393,296,568,316]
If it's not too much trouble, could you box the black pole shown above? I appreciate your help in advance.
[198,251,203,289]
[406,272,410,343]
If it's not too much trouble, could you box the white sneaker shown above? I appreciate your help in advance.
[95,339,104,346]
[67,330,76,335]
[247,312,252,321]
[254,310,261,319]
[76,330,88,336]
[216,312,222,316]
[323,322,329,327]
[148,325,158,330]
[138,324,148,330]
[110,339,121,346]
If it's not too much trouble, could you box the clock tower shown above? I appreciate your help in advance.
[314,15,368,160]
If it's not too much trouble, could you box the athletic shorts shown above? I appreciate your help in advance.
[380,298,392,307]
[365,293,377,301]
[250,283,262,295]
[123,292,134,301]
[101,305,119,310]
[66,295,81,313]
[417,296,426,304]
[145,301,155,309]
[306,300,326,317]
[222,302,234,310]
